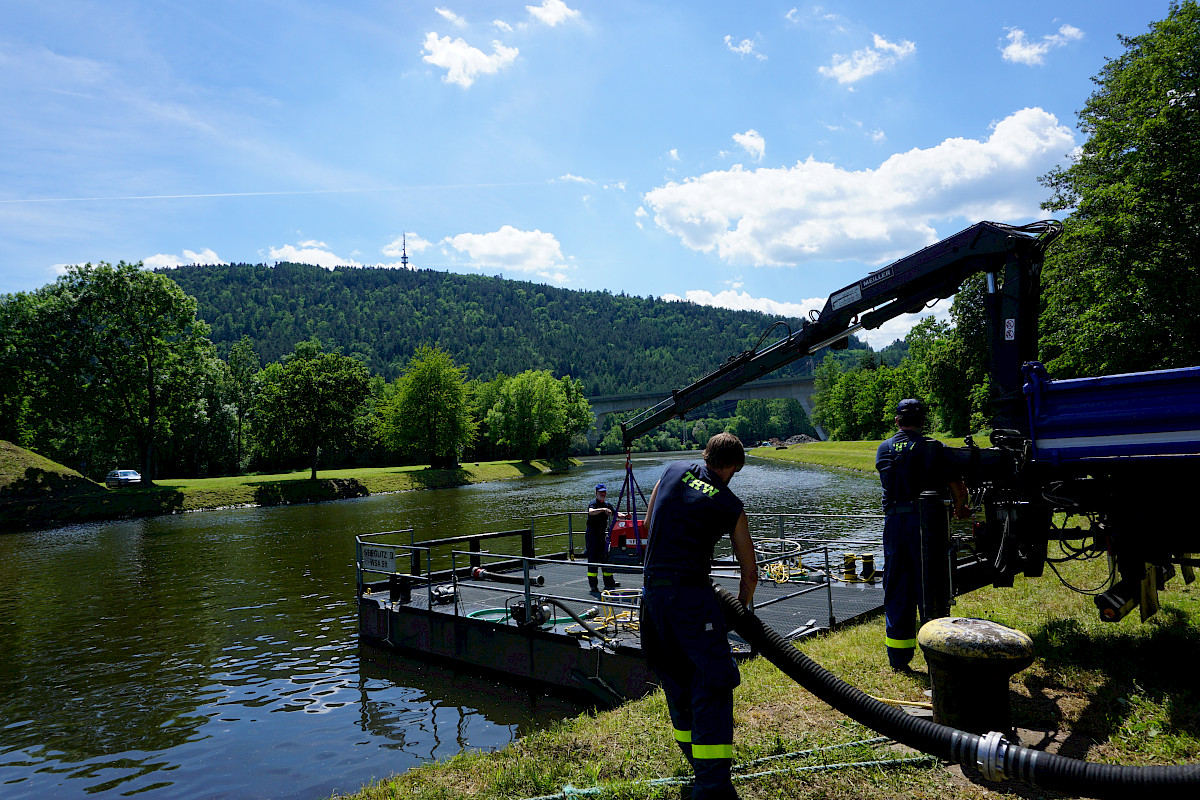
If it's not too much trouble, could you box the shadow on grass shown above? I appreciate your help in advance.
[1015,608,1200,756]
[0,466,99,501]
[249,478,369,506]
[0,475,186,533]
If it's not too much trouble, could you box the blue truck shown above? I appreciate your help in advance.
[621,220,1200,623]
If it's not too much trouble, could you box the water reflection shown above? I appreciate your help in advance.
[0,453,880,799]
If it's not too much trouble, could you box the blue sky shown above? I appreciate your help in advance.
[0,1,1168,345]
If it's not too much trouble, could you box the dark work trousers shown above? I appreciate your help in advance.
[642,584,740,800]
[584,528,616,588]
[882,512,922,668]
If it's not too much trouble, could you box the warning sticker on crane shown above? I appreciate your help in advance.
[1005,319,1016,341]
[831,285,862,310]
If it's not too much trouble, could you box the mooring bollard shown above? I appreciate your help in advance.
[917,617,1034,735]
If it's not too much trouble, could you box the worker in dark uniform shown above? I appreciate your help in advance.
[876,398,969,670]
[585,484,620,592]
[641,433,757,800]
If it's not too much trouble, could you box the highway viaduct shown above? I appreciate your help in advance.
[586,376,825,445]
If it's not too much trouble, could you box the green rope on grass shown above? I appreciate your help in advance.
[518,750,939,800]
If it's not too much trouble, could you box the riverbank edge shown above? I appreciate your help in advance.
[0,455,579,533]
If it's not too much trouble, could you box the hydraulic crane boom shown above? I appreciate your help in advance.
[621,220,1062,447]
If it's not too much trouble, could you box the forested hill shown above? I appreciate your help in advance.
[162,263,851,395]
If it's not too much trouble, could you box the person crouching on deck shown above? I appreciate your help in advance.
[640,433,757,800]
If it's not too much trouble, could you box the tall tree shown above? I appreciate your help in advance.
[254,348,371,479]
[226,335,260,471]
[486,370,567,461]
[381,345,476,468]
[1039,1,1200,376]
[13,262,214,480]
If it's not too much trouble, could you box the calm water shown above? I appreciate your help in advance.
[0,453,880,800]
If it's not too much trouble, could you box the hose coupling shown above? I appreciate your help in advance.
[976,730,1010,782]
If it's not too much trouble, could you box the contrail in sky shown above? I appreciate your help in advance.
[0,183,548,204]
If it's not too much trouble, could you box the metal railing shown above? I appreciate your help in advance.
[356,509,890,635]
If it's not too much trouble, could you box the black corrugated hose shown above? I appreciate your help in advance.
[715,585,1200,797]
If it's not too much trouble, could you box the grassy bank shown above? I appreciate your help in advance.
[0,440,576,532]
[332,440,1200,800]
[748,439,882,473]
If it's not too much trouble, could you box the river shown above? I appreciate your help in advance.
[0,453,881,800]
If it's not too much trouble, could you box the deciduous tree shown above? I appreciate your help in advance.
[381,345,476,468]
[11,262,214,480]
[254,346,371,479]
[1039,1,1200,376]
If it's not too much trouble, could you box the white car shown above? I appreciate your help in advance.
[105,469,142,488]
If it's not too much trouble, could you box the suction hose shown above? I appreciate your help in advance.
[714,585,1200,797]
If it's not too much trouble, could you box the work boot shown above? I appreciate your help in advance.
[604,579,621,589]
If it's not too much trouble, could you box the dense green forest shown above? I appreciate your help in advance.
[162,262,849,394]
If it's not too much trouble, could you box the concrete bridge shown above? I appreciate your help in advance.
[587,376,825,444]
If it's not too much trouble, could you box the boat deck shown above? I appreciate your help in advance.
[362,556,885,653]
[356,516,887,705]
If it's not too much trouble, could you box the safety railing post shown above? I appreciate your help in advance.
[523,556,533,613]
[521,529,535,559]
[824,547,836,629]
[355,539,363,598]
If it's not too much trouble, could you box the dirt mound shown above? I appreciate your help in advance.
[780,434,819,446]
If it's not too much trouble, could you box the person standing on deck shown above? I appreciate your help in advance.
[640,433,757,800]
[876,398,970,671]
[585,484,621,592]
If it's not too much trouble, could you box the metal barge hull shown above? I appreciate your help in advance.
[356,519,888,707]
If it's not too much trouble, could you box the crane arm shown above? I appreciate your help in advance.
[621,220,1061,446]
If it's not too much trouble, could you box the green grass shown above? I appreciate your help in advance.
[330,441,1200,800]
[749,440,882,473]
[333,552,1200,800]
[748,433,969,474]
[0,439,576,531]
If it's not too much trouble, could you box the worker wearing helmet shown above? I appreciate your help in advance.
[640,432,757,800]
[876,398,970,670]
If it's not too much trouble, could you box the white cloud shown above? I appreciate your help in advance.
[435,7,467,28]
[724,35,767,61]
[1001,24,1084,66]
[526,0,580,27]
[785,8,800,24]
[493,19,513,32]
[819,34,915,85]
[643,107,1075,268]
[442,225,571,282]
[661,289,825,322]
[733,129,766,162]
[422,32,519,88]
[558,173,593,184]
[668,148,680,161]
[142,248,225,269]
[269,241,362,268]
[662,290,950,346]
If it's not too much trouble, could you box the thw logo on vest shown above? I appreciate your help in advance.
[682,470,719,497]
